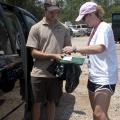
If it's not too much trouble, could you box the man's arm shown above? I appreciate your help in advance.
[31,48,62,61]
[64,27,72,46]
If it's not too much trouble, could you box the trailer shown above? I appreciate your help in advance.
[112,13,120,43]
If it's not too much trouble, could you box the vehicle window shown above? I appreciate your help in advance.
[23,14,36,30]
[81,24,87,28]
[72,25,77,29]
[76,25,80,28]
[112,14,120,21]
[0,19,13,55]
[5,11,23,55]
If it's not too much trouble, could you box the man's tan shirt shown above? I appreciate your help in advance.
[26,18,71,77]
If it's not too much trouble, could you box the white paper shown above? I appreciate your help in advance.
[62,56,72,61]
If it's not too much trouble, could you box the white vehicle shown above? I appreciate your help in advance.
[76,24,88,36]
[68,25,81,37]
[64,21,72,26]
[68,24,88,36]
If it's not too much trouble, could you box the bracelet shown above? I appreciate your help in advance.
[73,47,77,53]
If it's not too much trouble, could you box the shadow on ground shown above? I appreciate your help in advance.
[55,93,86,120]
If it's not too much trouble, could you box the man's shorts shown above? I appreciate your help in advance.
[87,80,116,94]
[31,77,63,103]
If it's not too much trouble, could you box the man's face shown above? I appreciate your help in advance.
[45,9,59,22]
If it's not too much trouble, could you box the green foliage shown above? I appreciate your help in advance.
[24,3,43,20]
[5,0,43,20]
[111,5,120,13]
[6,0,28,7]
[59,0,88,23]
[4,0,120,23]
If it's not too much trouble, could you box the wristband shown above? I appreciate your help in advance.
[73,47,77,53]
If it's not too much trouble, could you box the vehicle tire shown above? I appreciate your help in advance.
[72,34,75,37]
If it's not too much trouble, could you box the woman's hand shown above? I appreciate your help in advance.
[62,46,74,54]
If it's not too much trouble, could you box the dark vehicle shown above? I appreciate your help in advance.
[0,2,38,120]
[112,13,120,43]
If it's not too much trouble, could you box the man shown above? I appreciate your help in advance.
[26,1,71,120]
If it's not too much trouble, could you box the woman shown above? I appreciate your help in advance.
[63,2,118,120]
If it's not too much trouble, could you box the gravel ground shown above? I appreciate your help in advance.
[0,36,120,120]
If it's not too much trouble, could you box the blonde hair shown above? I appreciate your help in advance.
[95,5,105,20]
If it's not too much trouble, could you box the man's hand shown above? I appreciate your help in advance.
[31,48,66,60]
[51,54,65,61]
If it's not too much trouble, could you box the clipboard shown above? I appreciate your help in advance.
[60,56,85,65]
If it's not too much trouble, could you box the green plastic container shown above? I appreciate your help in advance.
[60,57,85,65]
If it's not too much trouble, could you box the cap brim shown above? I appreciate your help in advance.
[75,14,84,22]
[47,6,60,11]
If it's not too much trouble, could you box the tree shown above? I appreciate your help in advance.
[4,0,120,23]
[59,0,88,23]
[6,0,29,7]
[5,0,43,20]
[94,0,120,22]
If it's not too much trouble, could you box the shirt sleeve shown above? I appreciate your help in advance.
[64,27,72,46]
[26,25,39,49]
[95,24,110,48]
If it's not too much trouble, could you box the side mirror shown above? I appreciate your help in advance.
[0,50,5,55]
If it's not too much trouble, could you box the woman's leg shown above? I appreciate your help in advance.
[93,90,112,120]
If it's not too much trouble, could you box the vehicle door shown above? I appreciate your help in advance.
[0,4,26,119]
[11,8,38,120]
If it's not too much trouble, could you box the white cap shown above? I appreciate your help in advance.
[75,2,97,21]
[44,0,60,11]
[47,5,60,11]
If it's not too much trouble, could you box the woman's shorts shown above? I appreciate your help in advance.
[87,80,116,94]
[31,77,63,103]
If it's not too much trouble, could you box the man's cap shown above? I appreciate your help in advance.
[44,1,60,11]
[75,2,97,22]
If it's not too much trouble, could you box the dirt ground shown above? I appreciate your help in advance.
[0,36,120,120]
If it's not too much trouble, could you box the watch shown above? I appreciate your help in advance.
[73,47,77,53]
